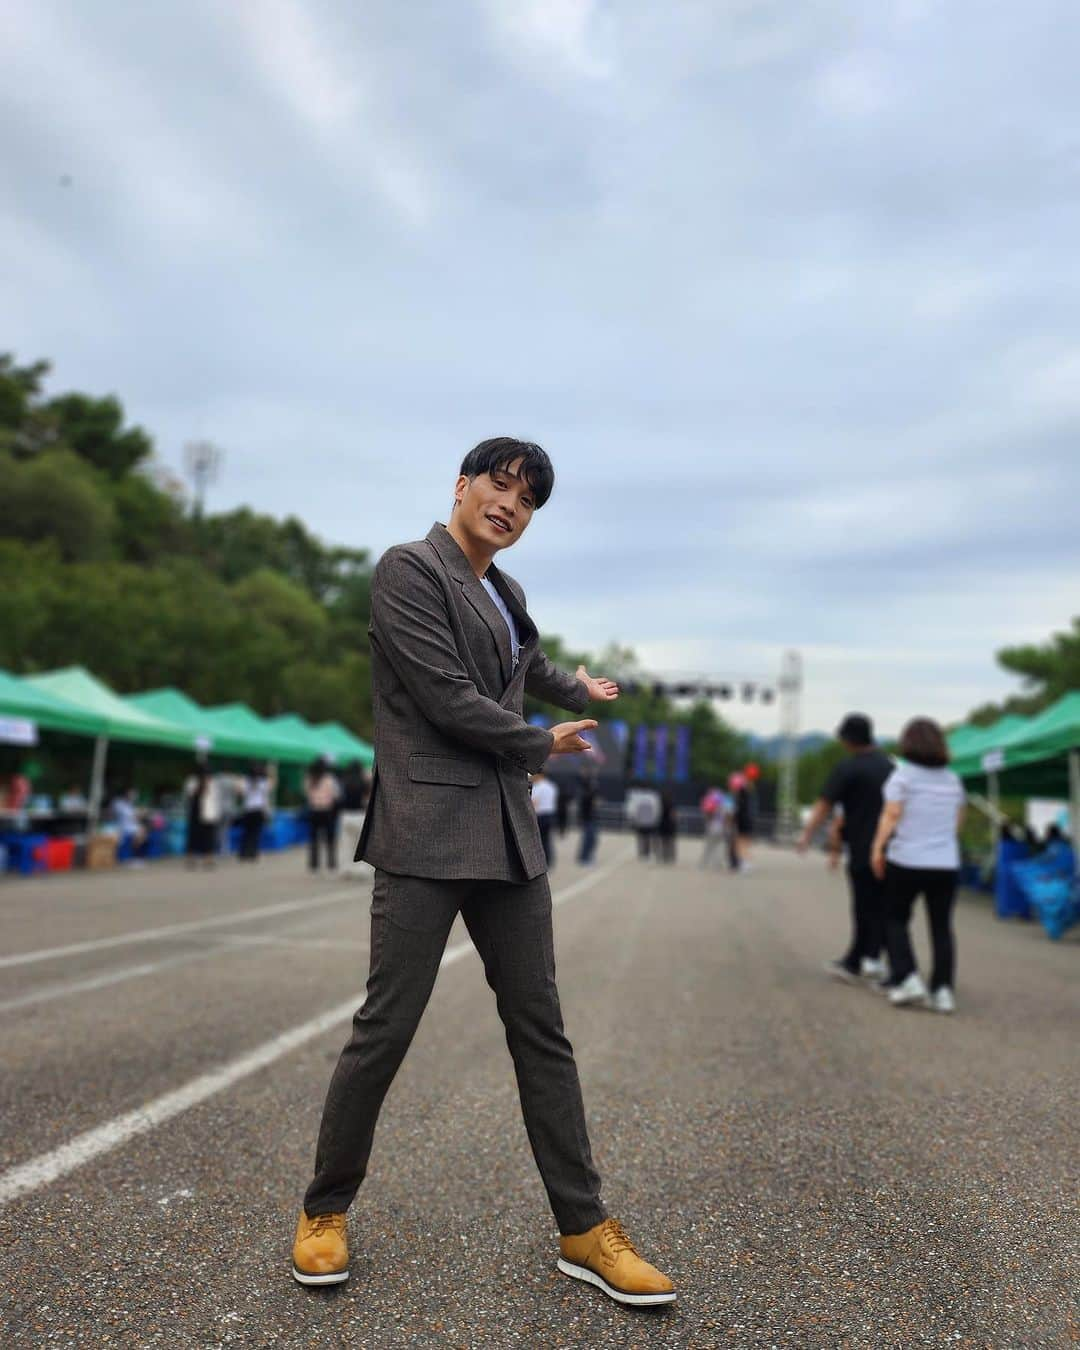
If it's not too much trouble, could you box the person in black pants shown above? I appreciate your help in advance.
[871,717,965,1013]
[797,713,893,982]
[577,768,599,865]
[238,762,274,861]
[304,756,341,873]
[881,865,957,992]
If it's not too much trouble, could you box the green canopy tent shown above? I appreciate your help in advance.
[312,720,375,768]
[200,703,314,765]
[951,693,1080,854]
[264,713,344,764]
[0,668,107,745]
[947,715,1031,771]
[126,689,262,760]
[264,713,323,756]
[946,723,993,759]
[24,667,197,827]
[265,714,375,768]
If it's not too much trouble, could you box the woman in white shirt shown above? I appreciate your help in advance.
[870,718,966,1013]
[184,762,222,869]
[238,761,276,862]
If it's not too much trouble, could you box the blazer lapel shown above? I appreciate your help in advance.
[488,566,539,709]
[488,566,537,652]
[462,575,514,687]
[426,523,513,687]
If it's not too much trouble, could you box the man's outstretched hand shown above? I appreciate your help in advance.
[575,665,619,702]
[550,720,598,755]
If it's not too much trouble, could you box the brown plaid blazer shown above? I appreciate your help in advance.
[355,523,588,881]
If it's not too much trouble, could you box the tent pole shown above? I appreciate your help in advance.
[87,735,109,833]
[1069,750,1080,876]
[988,770,1001,853]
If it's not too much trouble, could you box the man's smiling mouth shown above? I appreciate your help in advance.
[486,515,512,533]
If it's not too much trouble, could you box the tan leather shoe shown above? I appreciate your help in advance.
[292,1210,349,1286]
[558,1218,675,1306]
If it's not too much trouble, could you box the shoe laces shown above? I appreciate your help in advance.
[600,1218,637,1256]
[307,1213,345,1238]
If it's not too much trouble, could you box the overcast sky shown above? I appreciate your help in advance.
[5,0,1078,735]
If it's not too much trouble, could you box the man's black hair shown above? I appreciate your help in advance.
[836,712,873,747]
[459,437,554,509]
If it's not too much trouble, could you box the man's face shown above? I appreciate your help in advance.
[453,455,537,551]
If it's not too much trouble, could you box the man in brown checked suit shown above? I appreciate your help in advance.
[292,438,675,1307]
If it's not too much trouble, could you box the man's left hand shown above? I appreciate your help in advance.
[576,665,619,702]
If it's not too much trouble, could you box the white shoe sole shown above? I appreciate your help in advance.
[889,992,929,1008]
[292,1265,349,1286]
[556,1257,676,1306]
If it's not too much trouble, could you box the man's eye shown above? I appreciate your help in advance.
[522,498,534,510]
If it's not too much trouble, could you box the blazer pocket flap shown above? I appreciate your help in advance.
[408,754,482,787]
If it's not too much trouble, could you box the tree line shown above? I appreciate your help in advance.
[7,352,1070,794]
[0,353,751,784]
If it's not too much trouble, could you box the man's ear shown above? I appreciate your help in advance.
[453,474,470,506]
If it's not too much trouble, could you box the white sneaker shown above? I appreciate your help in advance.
[860,958,887,980]
[928,986,956,1014]
[888,972,929,1007]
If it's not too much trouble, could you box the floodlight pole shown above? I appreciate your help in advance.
[87,734,109,834]
[183,440,223,520]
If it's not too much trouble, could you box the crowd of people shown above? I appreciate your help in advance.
[798,712,967,1014]
[532,769,760,874]
[697,773,756,873]
[530,766,600,869]
[97,754,372,872]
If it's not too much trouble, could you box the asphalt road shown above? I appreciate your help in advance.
[0,837,1076,1348]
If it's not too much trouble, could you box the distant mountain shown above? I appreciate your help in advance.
[747,732,829,762]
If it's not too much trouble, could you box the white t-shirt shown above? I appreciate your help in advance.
[531,777,558,818]
[243,776,270,812]
[884,762,964,870]
[626,787,662,829]
[480,575,521,672]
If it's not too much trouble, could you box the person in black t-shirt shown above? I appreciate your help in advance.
[797,713,894,983]
[576,768,599,865]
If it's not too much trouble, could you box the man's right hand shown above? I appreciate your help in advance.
[549,720,598,754]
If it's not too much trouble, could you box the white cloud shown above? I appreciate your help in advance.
[225,0,434,225]
[2,0,264,253]
[1023,347,1080,416]
[3,0,1077,738]
[484,0,613,79]
[812,52,890,118]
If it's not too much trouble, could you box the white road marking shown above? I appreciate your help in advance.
[0,934,372,1015]
[0,887,363,970]
[0,851,629,1205]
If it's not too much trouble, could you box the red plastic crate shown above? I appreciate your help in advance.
[33,838,76,872]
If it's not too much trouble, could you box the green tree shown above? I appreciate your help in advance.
[796,738,846,804]
[0,354,52,453]
[996,618,1080,707]
[0,539,63,669]
[685,700,751,786]
[962,616,1080,725]
[198,508,371,603]
[0,449,115,561]
[280,652,373,739]
[44,392,153,478]
[108,471,193,562]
